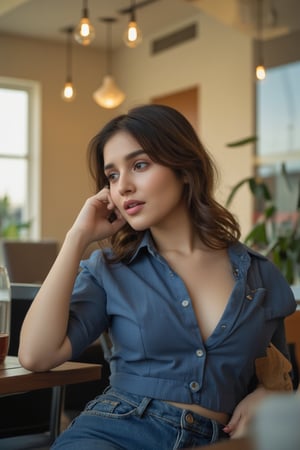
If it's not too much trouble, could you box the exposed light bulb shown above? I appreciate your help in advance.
[93,75,125,109]
[62,81,76,102]
[256,64,266,80]
[123,20,142,48]
[74,10,95,45]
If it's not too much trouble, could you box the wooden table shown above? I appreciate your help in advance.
[0,356,102,448]
[0,355,101,395]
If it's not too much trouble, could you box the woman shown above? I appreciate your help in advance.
[19,104,296,449]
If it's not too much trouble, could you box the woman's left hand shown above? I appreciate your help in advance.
[223,386,268,438]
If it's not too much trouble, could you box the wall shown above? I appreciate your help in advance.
[263,29,300,69]
[116,13,254,237]
[0,11,254,245]
[0,32,116,243]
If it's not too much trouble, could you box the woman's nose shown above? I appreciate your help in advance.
[118,173,135,195]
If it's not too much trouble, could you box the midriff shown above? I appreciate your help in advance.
[165,401,229,426]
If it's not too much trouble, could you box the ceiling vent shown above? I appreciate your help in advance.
[151,23,197,55]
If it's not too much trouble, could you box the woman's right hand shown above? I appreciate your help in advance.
[70,186,126,247]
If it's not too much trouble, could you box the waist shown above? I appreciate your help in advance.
[104,387,229,441]
[165,400,229,425]
[110,372,234,414]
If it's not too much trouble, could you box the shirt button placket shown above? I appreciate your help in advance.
[188,347,205,394]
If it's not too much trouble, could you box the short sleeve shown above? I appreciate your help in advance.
[67,250,109,359]
[257,257,297,319]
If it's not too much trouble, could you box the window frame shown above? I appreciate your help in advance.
[255,60,300,171]
[0,76,41,239]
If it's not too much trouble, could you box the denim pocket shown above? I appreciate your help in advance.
[83,391,138,419]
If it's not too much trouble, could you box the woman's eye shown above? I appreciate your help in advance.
[134,161,148,171]
[106,172,118,182]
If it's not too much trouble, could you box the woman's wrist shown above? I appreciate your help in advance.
[64,227,91,255]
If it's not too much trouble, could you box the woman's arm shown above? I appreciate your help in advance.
[18,188,125,372]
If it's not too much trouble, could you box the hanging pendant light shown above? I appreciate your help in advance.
[93,18,125,109]
[61,26,76,102]
[123,0,142,48]
[74,0,95,46]
[255,0,266,81]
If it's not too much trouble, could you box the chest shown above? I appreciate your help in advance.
[164,252,235,341]
[107,255,276,361]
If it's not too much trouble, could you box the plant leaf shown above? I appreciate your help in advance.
[249,178,272,201]
[245,222,268,246]
[226,136,258,148]
[225,177,254,207]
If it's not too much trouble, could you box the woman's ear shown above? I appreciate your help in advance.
[182,173,189,184]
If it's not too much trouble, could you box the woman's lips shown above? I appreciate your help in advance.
[124,201,145,216]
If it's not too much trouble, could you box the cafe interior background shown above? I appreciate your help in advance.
[0,0,300,253]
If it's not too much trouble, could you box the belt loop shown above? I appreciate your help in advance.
[135,397,152,417]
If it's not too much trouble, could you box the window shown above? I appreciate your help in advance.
[256,61,300,213]
[0,77,41,238]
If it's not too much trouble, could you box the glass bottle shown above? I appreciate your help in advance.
[0,265,11,363]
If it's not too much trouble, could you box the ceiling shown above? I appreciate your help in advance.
[0,0,299,50]
[190,0,300,39]
[0,0,200,49]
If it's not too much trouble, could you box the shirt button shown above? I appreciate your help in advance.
[196,349,204,357]
[185,413,194,424]
[189,381,200,392]
[182,299,189,307]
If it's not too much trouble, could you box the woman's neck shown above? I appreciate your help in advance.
[150,214,205,256]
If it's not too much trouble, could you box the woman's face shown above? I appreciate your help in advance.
[103,131,187,231]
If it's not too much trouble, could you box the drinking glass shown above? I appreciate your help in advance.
[0,265,11,363]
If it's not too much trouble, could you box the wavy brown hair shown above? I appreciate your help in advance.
[88,104,240,263]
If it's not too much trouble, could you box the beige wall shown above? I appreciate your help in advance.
[115,14,254,237]
[0,33,116,243]
[0,12,255,245]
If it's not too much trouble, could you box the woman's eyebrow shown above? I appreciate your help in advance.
[104,149,146,171]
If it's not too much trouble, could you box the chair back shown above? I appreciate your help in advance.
[1,239,58,283]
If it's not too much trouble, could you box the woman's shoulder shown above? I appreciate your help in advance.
[232,242,296,316]
[79,246,116,273]
[247,246,296,317]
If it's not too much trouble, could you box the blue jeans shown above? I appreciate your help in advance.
[52,387,229,449]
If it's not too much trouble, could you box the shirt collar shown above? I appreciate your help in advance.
[128,231,158,263]
[129,233,267,267]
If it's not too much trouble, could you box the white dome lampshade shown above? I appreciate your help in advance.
[93,75,125,109]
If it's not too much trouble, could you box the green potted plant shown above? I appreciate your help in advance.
[226,165,300,285]
[0,195,31,238]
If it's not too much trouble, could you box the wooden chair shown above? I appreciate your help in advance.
[1,239,58,284]
[285,309,300,389]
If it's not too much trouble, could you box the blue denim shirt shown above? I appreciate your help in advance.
[67,232,296,415]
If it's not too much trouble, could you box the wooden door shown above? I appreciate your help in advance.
[152,86,199,132]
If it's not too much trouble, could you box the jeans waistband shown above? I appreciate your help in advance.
[104,387,229,441]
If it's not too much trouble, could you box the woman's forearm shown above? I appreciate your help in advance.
[18,229,88,371]
[18,190,125,372]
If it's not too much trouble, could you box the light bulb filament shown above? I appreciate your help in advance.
[79,20,91,38]
[62,82,76,102]
[128,22,138,42]
[256,65,266,80]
